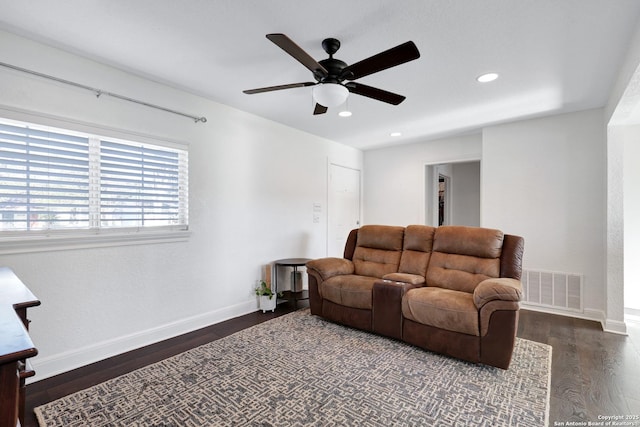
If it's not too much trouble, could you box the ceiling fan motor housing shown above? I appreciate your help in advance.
[317,58,348,83]
[315,38,350,83]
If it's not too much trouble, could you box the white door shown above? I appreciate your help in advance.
[328,164,361,257]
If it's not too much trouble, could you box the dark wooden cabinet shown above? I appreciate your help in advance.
[0,268,40,427]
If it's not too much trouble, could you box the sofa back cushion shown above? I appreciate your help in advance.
[397,225,435,276]
[426,226,504,293]
[352,225,404,278]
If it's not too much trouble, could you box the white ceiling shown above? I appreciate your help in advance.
[1,1,639,150]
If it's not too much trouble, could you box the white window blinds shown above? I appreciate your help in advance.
[0,118,188,234]
[0,122,90,230]
[100,140,188,228]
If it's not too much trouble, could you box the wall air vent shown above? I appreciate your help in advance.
[521,269,583,312]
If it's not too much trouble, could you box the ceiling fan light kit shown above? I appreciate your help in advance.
[312,83,348,107]
[243,33,420,115]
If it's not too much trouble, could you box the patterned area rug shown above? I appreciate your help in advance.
[35,309,551,426]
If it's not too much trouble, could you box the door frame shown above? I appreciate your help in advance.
[327,162,362,257]
[422,157,481,226]
[438,173,451,226]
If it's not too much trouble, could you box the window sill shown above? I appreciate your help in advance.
[0,228,191,255]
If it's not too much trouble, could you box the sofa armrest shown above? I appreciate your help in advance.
[306,258,354,281]
[382,273,426,286]
[373,279,423,339]
[473,278,522,309]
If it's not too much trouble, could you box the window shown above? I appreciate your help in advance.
[0,117,188,237]
[0,121,90,231]
[99,139,188,229]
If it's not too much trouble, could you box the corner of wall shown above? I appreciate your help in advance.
[603,317,628,335]
[606,19,640,122]
[29,299,258,382]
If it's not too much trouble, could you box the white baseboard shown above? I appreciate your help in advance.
[604,318,628,335]
[585,308,628,335]
[29,299,259,383]
[583,308,606,326]
[521,303,602,323]
[521,304,628,335]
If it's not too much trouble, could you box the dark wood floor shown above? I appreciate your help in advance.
[25,303,640,427]
[518,309,640,424]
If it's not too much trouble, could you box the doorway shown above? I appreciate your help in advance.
[425,161,480,227]
[438,174,451,226]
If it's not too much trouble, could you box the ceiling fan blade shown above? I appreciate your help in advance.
[266,33,328,78]
[313,103,328,115]
[243,82,316,94]
[341,41,420,81]
[345,82,406,105]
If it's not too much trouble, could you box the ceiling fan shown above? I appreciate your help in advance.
[243,33,420,115]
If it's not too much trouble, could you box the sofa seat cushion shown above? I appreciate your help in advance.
[402,287,479,336]
[320,275,379,310]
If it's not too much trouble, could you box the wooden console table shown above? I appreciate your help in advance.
[0,268,40,427]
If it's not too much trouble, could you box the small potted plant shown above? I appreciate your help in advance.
[255,280,278,313]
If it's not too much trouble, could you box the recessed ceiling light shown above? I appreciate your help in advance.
[338,110,352,117]
[477,72,499,83]
[390,132,402,137]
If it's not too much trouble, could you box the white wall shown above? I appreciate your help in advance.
[623,125,640,311]
[0,30,362,380]
[364,109,608,322]
[605,22,640,123]
[363,134,482,225]
[482,109,606,318]
[605,18,640,333]
[451,161,481,227]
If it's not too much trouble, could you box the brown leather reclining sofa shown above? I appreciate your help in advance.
[305,224,524,369]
